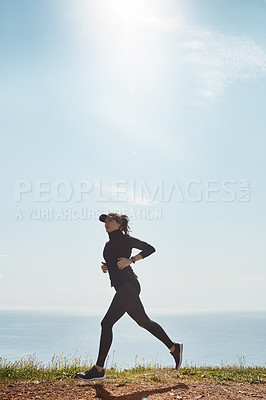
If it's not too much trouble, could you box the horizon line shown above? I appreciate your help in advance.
[0,306,265,316]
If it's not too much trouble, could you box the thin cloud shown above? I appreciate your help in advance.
[183,30,266,100]
[77,2,266,102]
[119,7,266,100]
[124,11,266,100]
[0,252,7,257]
[113,7,266,99]
[141,13,266,100]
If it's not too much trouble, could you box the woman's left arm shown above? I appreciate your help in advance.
[130,236,156,259]
[117,237,155,270]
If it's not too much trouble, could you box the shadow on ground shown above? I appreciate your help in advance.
[77,382,189,399]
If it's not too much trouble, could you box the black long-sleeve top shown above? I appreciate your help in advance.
[103,229,156,287]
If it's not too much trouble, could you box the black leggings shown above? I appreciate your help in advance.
[96,279,174,367]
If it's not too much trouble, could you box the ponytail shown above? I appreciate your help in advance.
[119,214,131,236]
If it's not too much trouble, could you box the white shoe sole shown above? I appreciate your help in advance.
[77,375,105,382]
[177,343,183,370]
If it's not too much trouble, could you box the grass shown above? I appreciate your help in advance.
[0,353,265,384]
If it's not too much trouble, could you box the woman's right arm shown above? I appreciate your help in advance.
[101,261,108,273]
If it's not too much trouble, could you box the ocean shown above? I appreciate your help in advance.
[0,310,265,369]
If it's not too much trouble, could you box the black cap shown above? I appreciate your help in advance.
[99,213,122,224]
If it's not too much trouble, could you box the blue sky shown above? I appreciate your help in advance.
[0,0,265,314]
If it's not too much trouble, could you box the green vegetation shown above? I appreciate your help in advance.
[0,354,265,384]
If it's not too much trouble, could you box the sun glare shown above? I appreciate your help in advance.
[76,0,165,81]
[75,0,186,98]
[78,0,165,40]
[108,0,148,24]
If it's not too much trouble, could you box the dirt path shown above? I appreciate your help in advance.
[1,379,265,400]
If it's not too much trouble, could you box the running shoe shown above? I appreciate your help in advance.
[170,342,183,370]
[76,365,105,381]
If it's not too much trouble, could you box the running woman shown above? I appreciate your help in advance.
[77,212,183,381]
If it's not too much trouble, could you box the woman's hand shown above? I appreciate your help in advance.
[117,257,132,270]
[101,262,108,273]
